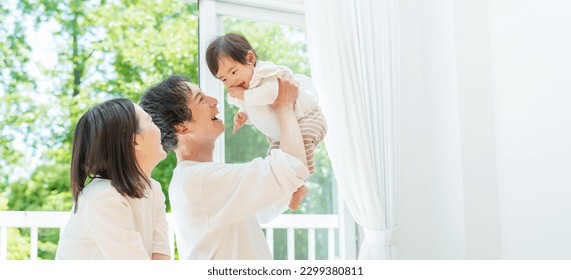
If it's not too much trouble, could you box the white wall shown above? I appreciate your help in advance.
[488,0,571,259]
[399,0,571,259]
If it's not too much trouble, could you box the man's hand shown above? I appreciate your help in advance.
[233,112,248,134]
[271,76,298,112]
[228,86,245,100]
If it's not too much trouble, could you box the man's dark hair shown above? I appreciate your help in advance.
[139,75,193,152]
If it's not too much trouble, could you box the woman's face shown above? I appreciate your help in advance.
[134,104,167,168]
[185,82,225,139]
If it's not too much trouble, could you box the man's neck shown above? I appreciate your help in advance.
[175,141,214,163]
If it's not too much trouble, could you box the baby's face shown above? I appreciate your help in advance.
[215,53,255,90]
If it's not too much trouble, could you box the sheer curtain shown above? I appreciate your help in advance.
[305,0,400,259]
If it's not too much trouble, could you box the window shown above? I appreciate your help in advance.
[198,0,351,260]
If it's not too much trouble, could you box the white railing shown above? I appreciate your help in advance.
[0,211,341,260]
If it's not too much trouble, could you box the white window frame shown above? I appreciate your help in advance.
[197,0,357,259]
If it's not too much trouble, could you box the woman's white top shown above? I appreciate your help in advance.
[55,178,170,259]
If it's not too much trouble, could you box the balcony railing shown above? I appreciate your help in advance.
[0,211,344,260]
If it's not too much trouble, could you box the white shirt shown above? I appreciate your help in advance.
[227,60,319,140]
[169,149,309,260]
[55,178,170,259]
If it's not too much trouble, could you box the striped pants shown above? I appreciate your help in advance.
[267,107,328,174]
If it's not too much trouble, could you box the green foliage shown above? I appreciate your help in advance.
[1,0,199,259]
[7,163,73,211]
[0,2,36,187]
[0,193,8,211]
[7,228,30,260]
[91,0,199,101]
[38,228,60,260]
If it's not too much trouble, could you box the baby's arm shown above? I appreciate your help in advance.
[245,77,281,106]
[228,86,246,100]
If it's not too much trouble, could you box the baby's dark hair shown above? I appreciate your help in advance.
[205,33,257,77]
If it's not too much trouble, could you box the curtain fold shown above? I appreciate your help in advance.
[305,0,400,260]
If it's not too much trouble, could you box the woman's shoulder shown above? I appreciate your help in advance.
[149,178,162,188]
[75,178,127,211]
[81,178,117,195]
[148,178,165,195]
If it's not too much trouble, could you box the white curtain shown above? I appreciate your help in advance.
[305,0,400,259]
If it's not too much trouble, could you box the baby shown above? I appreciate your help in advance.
[206,33,327,211]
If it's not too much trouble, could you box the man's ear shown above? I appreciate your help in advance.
[247,50,256,64]
[175,121,191,135]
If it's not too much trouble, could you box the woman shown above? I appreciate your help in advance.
[139,75,308,259]
[56,98,170,260]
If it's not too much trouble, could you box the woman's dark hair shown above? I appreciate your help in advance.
[139,75,193,152]
[70,98,149,213]
[205,32,257,77]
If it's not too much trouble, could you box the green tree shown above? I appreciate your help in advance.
[0,2,36,189]
[1,0,198,259]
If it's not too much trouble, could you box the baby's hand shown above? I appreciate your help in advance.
[289,185,308,211]
[228,87,245,100]
[233,112,248,134]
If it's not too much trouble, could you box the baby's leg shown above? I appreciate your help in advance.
[288,108,328,211]
[287,138,316,211]
[289,185,308,211]
[304,139,316,174]
[287,136,313,211]
[298,107,328,174]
